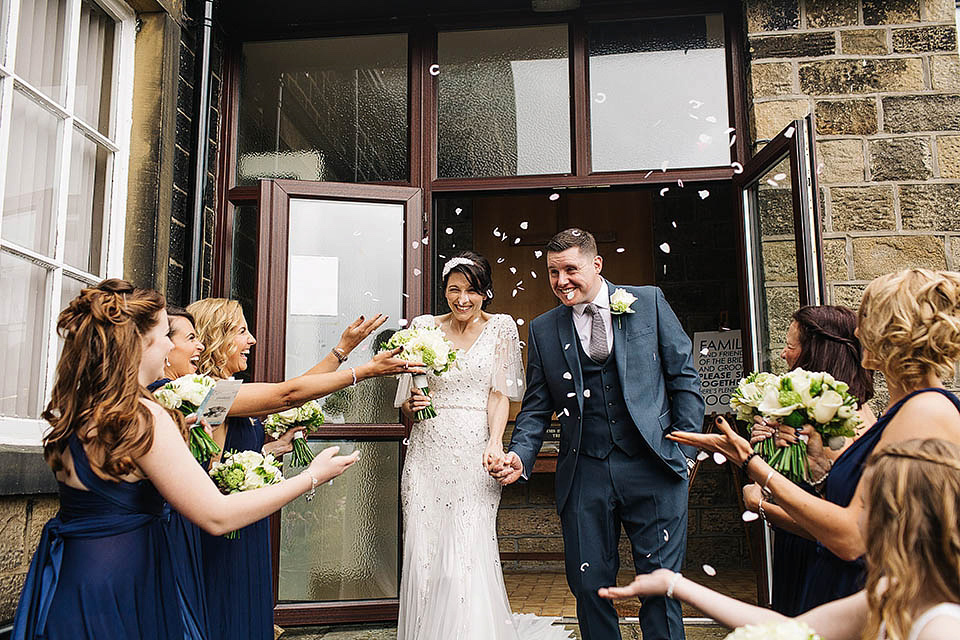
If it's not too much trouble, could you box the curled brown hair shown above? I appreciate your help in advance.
[864,439,960,640]
[857,269,960,389]
[187,298,245,379]
[792,305,874,403]
[43,279,169,480]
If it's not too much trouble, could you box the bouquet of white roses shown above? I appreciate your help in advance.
[383,325,459,421]
[153,374,221,463]
[263,399,325,467]
[724,620,822,640]
[731,369,862,483]
[731,372,781,460]
[208,450,283,538]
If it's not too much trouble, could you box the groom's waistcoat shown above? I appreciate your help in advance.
[576,335,647,459]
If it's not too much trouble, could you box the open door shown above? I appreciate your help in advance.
[734,116,824,607]
[251,179,423,625]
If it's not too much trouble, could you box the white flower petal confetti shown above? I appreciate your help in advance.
[509,267,517,274]
[729,134,737,147]
[677,179,684,188]
[671,221,677,228]
[567,392,576,398]
[663,529,669,542]
[563,372,573,380]
[659,242,671,254]
[766,179,779,187]
[713,452,727,465]
[422,236,429,245]
[493,227,501,237]
[616,247,625,253]
[697,451,709,461]
[698,134,712,144]
[531,271,538,278]
[689,99,703,109]
[516,318,524,326]
[706,116,717,123]
[402,438,410,446]
[784,125,795,138]
[698,190,710,200]
[774,172,787,181]
[520,221,529,230]
[702,564,717,576]
[644,170,654,178]
[580,562,589,572]
[659,187,670,196]
[549,193,560,201]
[513,237,520,245]
[445,227,453,235]
[742,510,760,522]
[564,343,571,350]
[534,250,543,259]
[412,241,419,249]
[512,289,518,297]
[583,389,591,398]
[731,161,744,174]
[700,347,709,355]
[455,207,463,214]
[595,92,606,103]
[497,257,505,263]
[413,268,421,276]
[661,160,669,172]
[429,64,440,76]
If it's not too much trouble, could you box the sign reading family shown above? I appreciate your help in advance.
[693,329,743,415]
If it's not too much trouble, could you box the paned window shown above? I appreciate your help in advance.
[0,0,135,444]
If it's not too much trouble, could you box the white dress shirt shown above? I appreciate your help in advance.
[572,282,614,354]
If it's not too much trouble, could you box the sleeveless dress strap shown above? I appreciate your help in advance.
[907,603,960,640]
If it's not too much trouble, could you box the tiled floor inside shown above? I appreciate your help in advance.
[503,567,758,620]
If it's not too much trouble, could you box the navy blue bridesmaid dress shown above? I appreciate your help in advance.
[201,416,274,640]
[770,486,818,616]
[798,387,960,611]
[13,435,205,639]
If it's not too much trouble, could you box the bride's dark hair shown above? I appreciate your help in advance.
[442,251,494,310]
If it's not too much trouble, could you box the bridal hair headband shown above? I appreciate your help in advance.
[442,257,476,279]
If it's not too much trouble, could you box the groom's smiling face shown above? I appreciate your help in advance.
[547,247,604,307]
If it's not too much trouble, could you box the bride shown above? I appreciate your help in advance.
[396,251,572,640]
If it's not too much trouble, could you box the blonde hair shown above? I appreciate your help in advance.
[857,269,960,389]
[864,439,960,640]
[187,298,245,379]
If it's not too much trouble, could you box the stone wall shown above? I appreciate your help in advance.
[0,496,59,621]
[747,0,960,392]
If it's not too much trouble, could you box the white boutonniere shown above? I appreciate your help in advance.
[609,288,637,329]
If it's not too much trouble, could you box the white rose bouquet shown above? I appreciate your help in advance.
[383,325,459,421]
[731,369,862,483]
[208,450,283,538]
[153,374,221,463]
[263,399,325,467]
[724,620,822,640]
[731,371,781,459]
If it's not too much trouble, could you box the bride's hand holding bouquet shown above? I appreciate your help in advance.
[384,326,459,421]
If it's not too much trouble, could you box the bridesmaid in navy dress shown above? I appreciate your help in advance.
[13,280,362,640]
[668,269,960,612]
[187,298,425,640]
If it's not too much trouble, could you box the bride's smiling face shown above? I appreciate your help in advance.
[445,272,485,323]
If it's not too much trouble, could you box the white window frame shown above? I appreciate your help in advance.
[0,0,135,446]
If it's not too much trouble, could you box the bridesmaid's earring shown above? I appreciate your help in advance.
[164,358,172,367]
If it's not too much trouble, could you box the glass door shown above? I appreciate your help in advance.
[735,116,824,606]
[252,179,423,625]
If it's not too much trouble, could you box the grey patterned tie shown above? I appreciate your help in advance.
[585,303,609,363]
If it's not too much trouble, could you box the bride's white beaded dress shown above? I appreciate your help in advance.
[395,313,573,640]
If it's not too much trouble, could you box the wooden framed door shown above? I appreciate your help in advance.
[249,179,422,625]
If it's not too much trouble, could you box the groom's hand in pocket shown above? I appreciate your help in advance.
[492,451,524,486]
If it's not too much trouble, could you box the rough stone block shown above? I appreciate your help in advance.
[823,238,849,281]
[931,55,960,91]
[800,58,924,95]
[953,237,960,271]
[0,570,27,621]
[852,236,946,279]
[26,497,59,555]
[498,537,517,553]
[758,187,795,236]
[892,25,958,53]
[753,99,811,140]
[762,240,800,282]
[746,0,800,33]
[698,507,744,534]
[501,483,527,506]
[831,186,896,231]
[863,0,921,25]
[751,62,794,97]
[841,29,890,55]
[805,0,858,27]
[815,99,878,135]
[766,286,801,341]
[869,137,933,181]
[937,135,960,178]
[817,139,865,183]
[750,31,836,59]
[527,474,556,506]
[517,537,565,553]
[899,183,960,230]
[832,284,867,309]
[883,95,960,133]
[923,0,957,21]
[497,507,562,536]
[0,498,26,572]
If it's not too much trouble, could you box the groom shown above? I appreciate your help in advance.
[493,229,704,640]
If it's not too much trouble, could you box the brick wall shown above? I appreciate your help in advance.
[746,0,960,394]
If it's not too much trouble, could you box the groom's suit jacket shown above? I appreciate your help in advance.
[510,281,705,513]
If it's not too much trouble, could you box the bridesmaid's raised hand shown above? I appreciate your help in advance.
[338,314,388,353]
[667,416,753,467]
[360,346,426,378]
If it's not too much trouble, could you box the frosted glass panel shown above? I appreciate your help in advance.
[285,198,403,423]
[278,439,400,602]
[590,15,731,172]
[58,274,87,359]
[16,0,68,102]
[3,90,60,256]
[0,253,48,418]
[65,127,111,274]
[75,0,116,136]
[237,35,408,185]
[437,25,570,178]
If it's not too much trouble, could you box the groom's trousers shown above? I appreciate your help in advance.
[560,446,688,640]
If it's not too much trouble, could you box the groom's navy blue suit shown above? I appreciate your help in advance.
[509,281,704,640]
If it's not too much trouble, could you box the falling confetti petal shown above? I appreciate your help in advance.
[567,392,576,398]
[784,125,795,138]
[562,408,570,416]
[729,134,737,147]
[659,242,671,254]
[713,452,727,465]
[689,113,699,120]
[689,99,703,109]
[520,221,529,230]
[445,227,453,235]
[514,237,520,245]
[422,237,429,245]
[646,553,652,558]
[564,344,571,350]
[725,127,736,135]
[399,319,408,327]
[702,564,717,576]
[700,347,709,355]
[698,134,712,144]
[698,189,711,200]
[566,291,575,300]
[671,221,677,228]
[732,161,744,174]
[580,562,590,572]
[402,438,410,446]
[429,64,440,75]
[774,173,787,181]
[706,116,717,123]
[531,271,538,278]
[616,247,625,253]
[516,318,525,326]
[677,179,684,188]
[509,267,517,274]
[583,389,591,398]
[353,230,361,236]
[563,372,573,380]
[697,451,709,461]
[663,529,670,542]
[571,230,581,236]
[742,510,760,522]
[497,257,505,263]
[455,207,463,214]
[766,179,779,187]
[549,193,560,201]
[512,289,518,297]
[659,187,670,196]
[486,289,494,298]
[413,268,421,276]
[412,241,419,249]
[534,250,543,258]
[595,92,606,103]
[661,160,669,172]
[644,170,654,178]
[493,227,501,237]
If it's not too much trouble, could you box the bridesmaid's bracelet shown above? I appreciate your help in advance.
[666,571,683,599]
[303,468,319,502]
[741,452,759,474]
[349,367,357,386]
[758,495,768,522]
[761,469,776,498]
